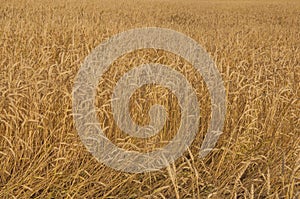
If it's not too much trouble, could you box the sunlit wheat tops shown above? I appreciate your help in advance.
[0,0,299,198]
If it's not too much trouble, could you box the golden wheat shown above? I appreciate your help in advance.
[0,0,299,198]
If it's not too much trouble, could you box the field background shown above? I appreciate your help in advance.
[0,0,299,198]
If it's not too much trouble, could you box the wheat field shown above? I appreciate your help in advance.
[0,0,299,198]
